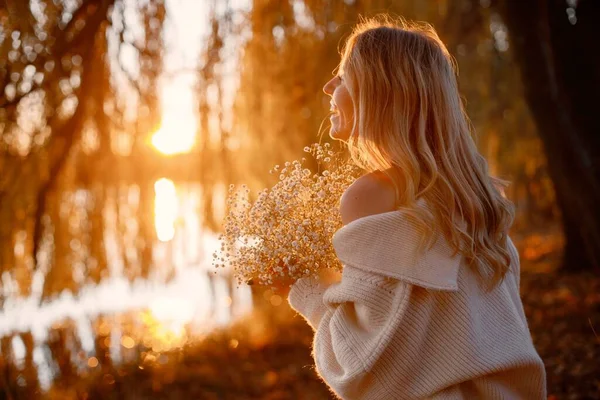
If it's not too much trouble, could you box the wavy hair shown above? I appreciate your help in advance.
[339,15,515,290]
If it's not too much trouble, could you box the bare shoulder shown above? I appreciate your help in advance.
[340,171,398,225]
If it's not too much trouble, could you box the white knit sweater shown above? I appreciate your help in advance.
[288,210,547,399]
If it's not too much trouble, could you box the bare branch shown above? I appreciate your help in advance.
[115,42,144,95]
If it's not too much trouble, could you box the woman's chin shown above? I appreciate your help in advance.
[329,127,350,142]
[329,128,342,141]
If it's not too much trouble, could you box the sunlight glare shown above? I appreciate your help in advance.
[154,178,178,242]
[151,100,197,155]
[138,296,195,352]
[150,296,195,329]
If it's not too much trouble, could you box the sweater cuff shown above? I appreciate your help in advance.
[287,276,330,330]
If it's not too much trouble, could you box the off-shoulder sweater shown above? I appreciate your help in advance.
[287,209,546,400]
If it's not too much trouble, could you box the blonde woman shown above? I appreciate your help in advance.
[286,16,547,399]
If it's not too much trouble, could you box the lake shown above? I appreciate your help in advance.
[0,179,253,390]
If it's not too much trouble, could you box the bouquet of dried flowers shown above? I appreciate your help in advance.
[213,143,361,287]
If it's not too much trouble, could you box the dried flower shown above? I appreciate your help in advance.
[213,143,360,287]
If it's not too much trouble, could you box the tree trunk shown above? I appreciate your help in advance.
[498,0,600,272]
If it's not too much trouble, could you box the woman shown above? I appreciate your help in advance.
[286,16,547,399]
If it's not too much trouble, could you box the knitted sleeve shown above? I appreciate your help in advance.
[288,265,411,400]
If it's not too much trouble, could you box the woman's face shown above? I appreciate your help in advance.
[323,73,354,141]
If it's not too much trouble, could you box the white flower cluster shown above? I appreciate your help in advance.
[213,143,360,287]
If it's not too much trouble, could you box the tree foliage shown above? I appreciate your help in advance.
[0,0,167,304]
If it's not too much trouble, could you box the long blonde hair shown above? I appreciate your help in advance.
[340,15,515,290]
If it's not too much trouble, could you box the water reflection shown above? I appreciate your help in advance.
[0,181,251,391]
[154,178,178,242]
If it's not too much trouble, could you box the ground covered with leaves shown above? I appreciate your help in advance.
[521,270,600,399]
[514,231,600,399]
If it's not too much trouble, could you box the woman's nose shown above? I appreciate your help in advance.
[323,77,336,95]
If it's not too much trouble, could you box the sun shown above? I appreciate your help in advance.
[151,76,198,155]
[151,111,197,155]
